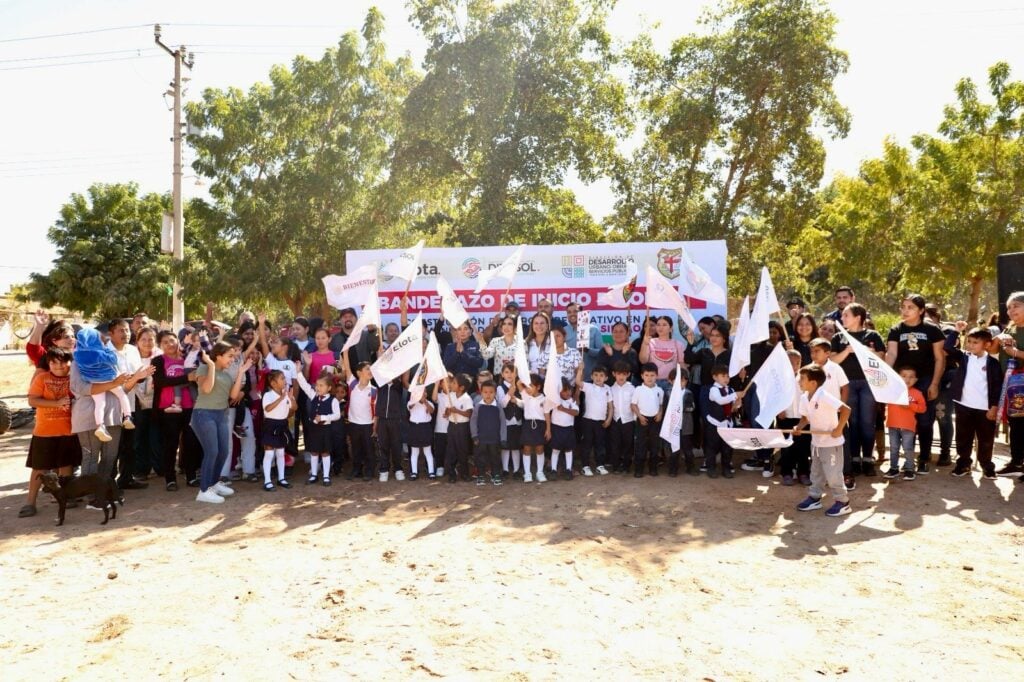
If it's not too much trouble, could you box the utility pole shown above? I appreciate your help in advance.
[154,24,194,332]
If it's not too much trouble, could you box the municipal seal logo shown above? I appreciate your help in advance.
[462,257,481,279]
[657,247,683,279]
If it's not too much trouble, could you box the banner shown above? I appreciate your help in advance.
[514,315,532,385]
[543,344,562,409]
[748,266,780,345]
[750,343,796,428]
[346,241,728,339]
[371,313,423,386]
[718,428,793,450]
[835,321,909,405]
[323,264,379,310]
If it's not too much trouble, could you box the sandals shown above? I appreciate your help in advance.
[18,504,36,518]
[263,482,275,491]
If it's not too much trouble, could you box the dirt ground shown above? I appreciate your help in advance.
[1,354,1022,680]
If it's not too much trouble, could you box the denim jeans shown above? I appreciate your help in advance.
[846,380,877,464]
[889,427,916,471]
[190,408,230,492]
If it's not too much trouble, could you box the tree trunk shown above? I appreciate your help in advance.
[968,275,983,324]
[283,292,307,317]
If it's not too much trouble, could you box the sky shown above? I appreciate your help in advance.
[2,0,1023,295]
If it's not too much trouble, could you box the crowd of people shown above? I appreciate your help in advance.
[16,286,1024,521]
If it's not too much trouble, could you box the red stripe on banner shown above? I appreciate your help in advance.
[376,287,709,313]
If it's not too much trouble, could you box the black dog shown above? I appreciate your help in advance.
[38,472,124,526]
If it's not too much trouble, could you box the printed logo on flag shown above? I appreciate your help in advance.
[561,255,585,279]
[462,258,481,279]
[657,247,683,279]
[864,357,890,389]
[377,262,394,283]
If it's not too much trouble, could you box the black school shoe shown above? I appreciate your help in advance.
[722,467,735,479]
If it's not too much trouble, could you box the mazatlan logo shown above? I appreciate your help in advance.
[561,255,585,279]
[462,257,482,279]
[657,247,683,279]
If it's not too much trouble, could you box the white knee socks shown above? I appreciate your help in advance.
[551,450,562,471]
[275,448,286,481]
[410,447,435,475]
[310,455,320,478]
[321,455,331,479]
[511,449,521,472]
[262,450,274,484]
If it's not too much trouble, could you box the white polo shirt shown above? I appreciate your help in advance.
[522,392,550,421]
[957,353,989,411]
[822,360,849,400]
[631,383,664,418]
[610,382,636,422]
[580,383,612,421]
[799,387,845,448]
[550,397,578,427]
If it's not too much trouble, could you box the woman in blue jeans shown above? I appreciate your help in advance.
[189,341,251,504]
[830,304,885,476]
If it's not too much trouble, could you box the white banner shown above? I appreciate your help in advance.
[718,428,794,450]
[380,239,424,284]
[323,264,379,310]
[346,241,728,340]
[371,313,423,386]
[729,296,752,377]
[836,321,909,405]
[645,265,698,330]
[410,331,446,402]
[750,343,796,428]
[342,283,381,353]
[514,315,532,385]
[437,275,469,329]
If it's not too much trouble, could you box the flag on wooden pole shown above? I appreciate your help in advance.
[644,265,697,329]
[437,275,469,329]
[409,332,446,402]
[514,312,532,385]
[835,321,909,405]
[371,313,424,386]
[341,283,381,353]
[679,247,726,305]
[597,259,638,308]
[475,245,524,293]
[728,296,752,377]
[660,369,683,452]
[750,343,796,428]
[322,264,378,309]
[718,428,793,450]
[380,239,425,284]
[748,266,780,345]
[543,343,562,409]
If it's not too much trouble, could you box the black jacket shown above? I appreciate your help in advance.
[944,336,1002,408]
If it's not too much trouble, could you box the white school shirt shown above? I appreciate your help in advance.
[265,353,298,390]
[522,392,550,421]
[294,374,341,424]
[799,387,845,448]
[610,382,636,423]
[434,392,450,433]
[822,359,849,400]
[958,353,989,411]
[497,382,523,426]
[348,381,375,425]
[580,383,612,421]
[262,389,293,420]
[706,381,737,428]
[447,393,474,424]
[550,397,578,427]
[631,383,664,418]
[408,398,434,424]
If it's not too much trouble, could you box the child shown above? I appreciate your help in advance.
[343,353,377,482]
[608,361,636,473]
[260,370,294,490]
[407,389,436,480]
[497,363,524,478]
[376,375,408,482]
[630,363,664,477]
[663,367,697,476]
[295,368,341,486]
[777,349,811,486]
[519,373,552,483]
[549,377,580,480]
[810,337,856,485]
[884,367,927,480]
[945,328,1002,479]
[703,365,739,478]
[73,327,135,442]
[20,348,82,519]
[445,374,475,482]
[433,376,452,479]
[576,364,612,476]
[329,376,349,477]
[470,380,506,485]
[794,364,853,517]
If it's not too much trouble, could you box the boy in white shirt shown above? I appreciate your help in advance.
[549,378,580,480]
[608,362,636,473]
[704,365,739,478]
[445,374,475,483]
[810,337,855,486]
[575,364,613,476]
[630,363,664,478]
[794,364,854,517]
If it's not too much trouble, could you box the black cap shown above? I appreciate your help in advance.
[786,297,806,308]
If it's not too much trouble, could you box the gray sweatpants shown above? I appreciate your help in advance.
[77,427,122,481]
[809,444,848,503]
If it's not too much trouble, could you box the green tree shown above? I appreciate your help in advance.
[613,0,849,296]
[389,0,629,246]
[185,9,417,314]
[30,183,173,320]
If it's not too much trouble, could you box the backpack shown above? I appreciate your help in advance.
[1003,362,1024,419]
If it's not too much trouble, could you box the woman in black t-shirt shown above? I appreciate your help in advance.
[885,294,946,471]
[831,304,885,474]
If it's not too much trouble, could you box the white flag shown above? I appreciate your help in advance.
[718,428,794,450]
[750,343,796,428]
[380,239,425,284]
[644,265,697,329]
[409,332,446,402]
[836,321,909,405]
[597,259,638,308]
[748,266,780,345]
[660,369,683,452]
[728,296,752,377]
[543,343,562,409]
[475,245,524,293]
[436,275,469,329]
[341,284,381,353]
[371,313,424,386]
[322,264,379,310]
[576,310,591,350]
[679,247,726,305]
[514,313,532,385]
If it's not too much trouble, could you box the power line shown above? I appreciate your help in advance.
[161,22,343,29]
[0,23,151,44]
[0,48,158,64]
[0,54,161,71]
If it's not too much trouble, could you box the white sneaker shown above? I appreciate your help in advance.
[196,489,224,504]
[597,465,609,475]
[121,416,136,430]
[436,467,445,477]
[395,470,406,481]
[213,482,234,497]
[535,470,547,483]
[762,469,773,478]
[523,471,533,483]
[582,466,594,477]
[94,425,112,443]
[379,471,389,482]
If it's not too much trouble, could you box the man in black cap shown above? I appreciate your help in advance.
[785,297,806,338]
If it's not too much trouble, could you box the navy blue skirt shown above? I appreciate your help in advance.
[262,417,290,449]
[304,422,332,453]
[550,424,576,451]
[521,419,546,446]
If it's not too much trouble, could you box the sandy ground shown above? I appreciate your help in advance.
[1,354,1023,680]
